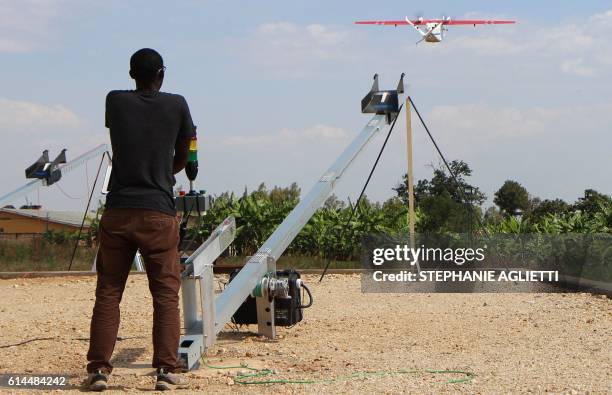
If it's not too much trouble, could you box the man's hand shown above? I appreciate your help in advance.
[173,136,190,174]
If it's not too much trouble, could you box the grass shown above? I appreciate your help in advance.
[0,239,95,272]
[0,240,358,272]
[217,255,360,270]
[3,240,607,282]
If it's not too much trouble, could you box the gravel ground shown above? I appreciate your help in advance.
[0,274,610,394]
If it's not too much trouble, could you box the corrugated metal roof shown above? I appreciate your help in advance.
[0,209,96,228]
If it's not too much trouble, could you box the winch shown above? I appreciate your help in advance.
[230,269,313,327]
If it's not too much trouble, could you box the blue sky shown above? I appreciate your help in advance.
[1,0,611,211]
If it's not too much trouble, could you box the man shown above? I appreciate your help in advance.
[86,48,194,391]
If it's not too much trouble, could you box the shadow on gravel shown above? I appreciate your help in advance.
[110,347,147,368]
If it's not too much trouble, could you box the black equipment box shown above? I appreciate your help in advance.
[230,269,304,327]
[175,194,212,213]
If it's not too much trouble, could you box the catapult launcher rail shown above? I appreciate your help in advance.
[0,144,109,208]
[178,74,405,370]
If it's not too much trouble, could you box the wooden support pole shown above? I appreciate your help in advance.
[405,97,416,250]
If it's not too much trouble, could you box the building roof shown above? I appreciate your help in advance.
[0,208,96,228]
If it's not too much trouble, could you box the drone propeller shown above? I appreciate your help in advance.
[441,15,452,31]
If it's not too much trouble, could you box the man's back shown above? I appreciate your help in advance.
[105,90,194,215]
[87,48,193,390]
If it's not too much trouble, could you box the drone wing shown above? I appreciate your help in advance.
[355,19,515,26]
[444,19,516,25]
[355,20,411,26]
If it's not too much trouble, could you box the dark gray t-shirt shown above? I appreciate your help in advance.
[105,90,195,215]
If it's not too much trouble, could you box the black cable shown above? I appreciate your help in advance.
[178,196,200,256]
[408,97,515,279]
[408,96,489,237]
[55,183,84,200]
[300,283,313,308]
[0,335,146,349]
[0,337,55,348]
[68,152,110,271]
[319,106,404,282]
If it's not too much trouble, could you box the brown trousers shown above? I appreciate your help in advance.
[86,208,181,374]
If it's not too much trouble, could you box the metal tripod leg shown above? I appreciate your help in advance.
[91,244,100,272]
[91,249,145,272]
[133,250,144,271]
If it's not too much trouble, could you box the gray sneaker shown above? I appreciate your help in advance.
[155,368,189,391]
[86,369,108,391]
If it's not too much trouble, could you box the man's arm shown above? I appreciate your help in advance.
[174,95,195,174]
[173,136,190,174]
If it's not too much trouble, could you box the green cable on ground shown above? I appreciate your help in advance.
[203,358,475,385]
[425,369,476,384]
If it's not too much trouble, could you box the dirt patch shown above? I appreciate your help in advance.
[0,274,610,393]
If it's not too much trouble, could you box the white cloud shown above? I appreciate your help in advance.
[0,0,62,52]
[451,35,524,55]
[0,37,32,53]
[426,102,612,144]
[447,9,612,78]
[243,22,359,76]
[561,58,596,77]
[221,124,348,146]
[302,124,347,139]
[255,22,348,55]
[429,104,548,139]
[0,97,108,209]
[591,9,612,25]
[0,97,81,137]
[235,11,612,80]
[0,97,106,176]
[451,24,585,55]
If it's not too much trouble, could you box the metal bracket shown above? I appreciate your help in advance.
[178,216,236,371]
[255,257,277,339]
[183,216,236,278]
[361,73,405,124]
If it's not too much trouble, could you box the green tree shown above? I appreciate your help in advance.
[526,198,570,222]
[494,180,529,217]
[483,206,503,226]
[394,160,485,233]
[323,194,346,210]
[418,191,467,232]
[380,196,410,231]
[395,160,485,206]
[269,182,301,205]
[573,189,612,215]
